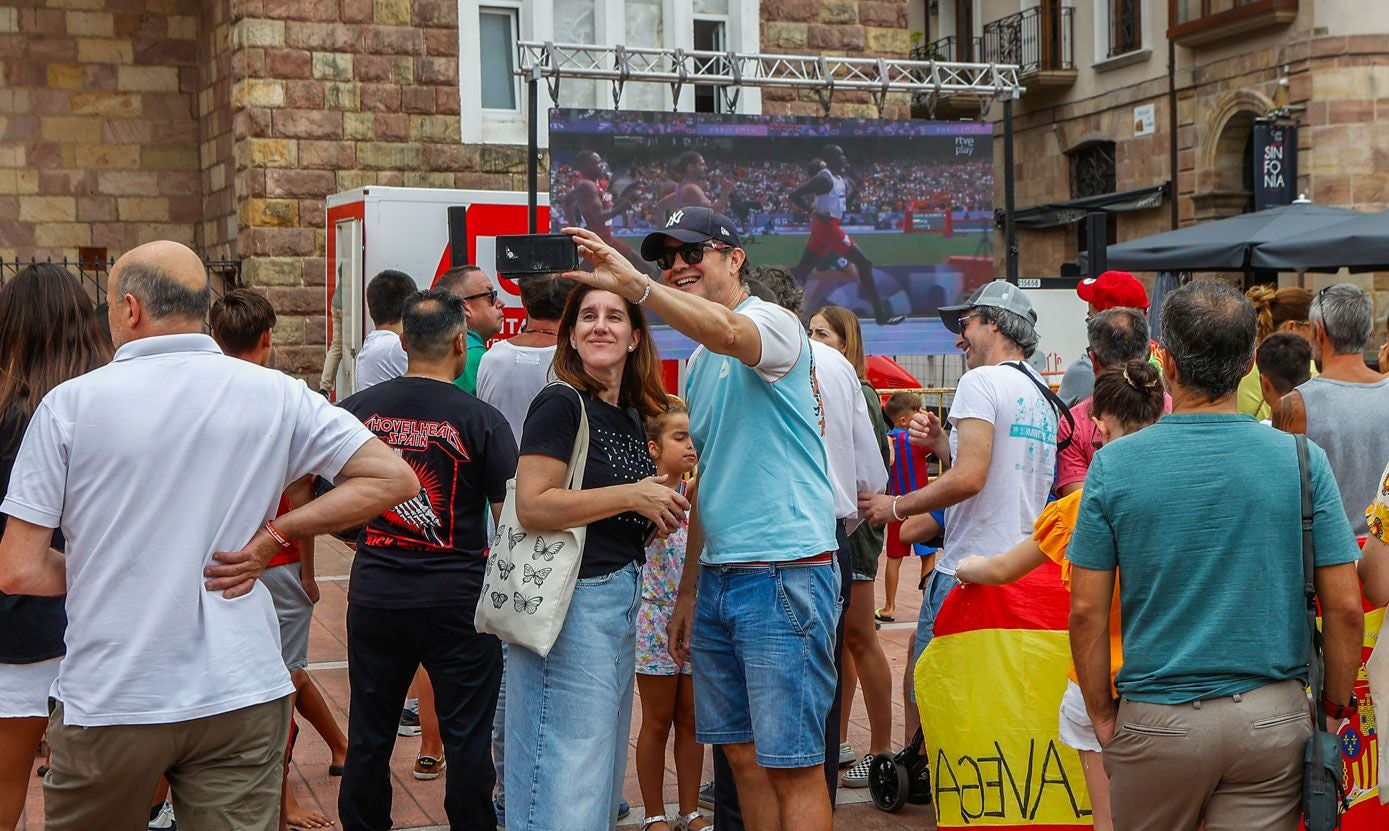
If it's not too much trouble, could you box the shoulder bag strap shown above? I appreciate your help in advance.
[550,382,591,491]
[1297,435,1329,770]
[1003,361,1075,453]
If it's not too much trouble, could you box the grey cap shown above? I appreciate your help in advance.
[939,280,1037,334]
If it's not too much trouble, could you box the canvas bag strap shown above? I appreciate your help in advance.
[552,381,590,492]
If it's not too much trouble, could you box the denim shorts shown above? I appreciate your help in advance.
[908,568,956,703]
[691,560,840,768]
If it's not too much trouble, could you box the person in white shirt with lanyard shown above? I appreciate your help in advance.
[859,280,1061,745]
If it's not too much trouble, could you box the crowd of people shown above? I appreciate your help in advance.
[551,152,992,234]
[1,215,1389,831]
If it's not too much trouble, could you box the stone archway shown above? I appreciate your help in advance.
[1194,90,1275,221]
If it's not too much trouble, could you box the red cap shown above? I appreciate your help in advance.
[1077,271,1148,311]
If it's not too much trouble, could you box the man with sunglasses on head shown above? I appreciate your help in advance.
[562,207,839,831]
[438,265,506,395]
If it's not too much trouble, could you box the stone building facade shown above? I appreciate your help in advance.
[946,0,1389,323]
[0,0,913,377]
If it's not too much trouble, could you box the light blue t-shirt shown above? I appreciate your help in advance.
[685,297,836,564]
[1067,413,1361,705]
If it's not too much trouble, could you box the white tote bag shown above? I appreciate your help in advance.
[475,382,589,657]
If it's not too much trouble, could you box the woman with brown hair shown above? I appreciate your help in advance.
[806,304,896,789]
[0,263,112,829]
[507,284,689,831]
[1238,285,1314,419]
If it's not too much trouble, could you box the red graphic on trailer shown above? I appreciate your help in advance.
[360,414,472,552]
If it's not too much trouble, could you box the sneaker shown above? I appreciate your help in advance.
[413,755,446,780]
[493,797,505,829]
[841,754,874,788]
[617,798,631,819]
[697,781,715,809]
[398,708,422,737]
[148,801,176,830]
[838,741,855,767]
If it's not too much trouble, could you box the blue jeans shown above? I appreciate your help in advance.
[492,643,506,807]
[908,568,956,703]
[505,561,639,831]
[692,560,840,768]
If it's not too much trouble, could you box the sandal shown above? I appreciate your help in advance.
[642,816,672,831]
[675,811,711,831]
[874,608,895,622]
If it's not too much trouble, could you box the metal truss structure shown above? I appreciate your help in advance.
[513,41,1024,279]
[516,41,1022,116]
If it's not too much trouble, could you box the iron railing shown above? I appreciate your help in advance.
[0,257,241,309]
[1109,0,1142,57]
[909,35,982,64]
[982,6,1075,75]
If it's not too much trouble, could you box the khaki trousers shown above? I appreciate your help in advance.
[44,696,292,831]
[1104,679,1313,831]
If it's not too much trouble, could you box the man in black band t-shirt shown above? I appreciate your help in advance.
[337,289,518,831]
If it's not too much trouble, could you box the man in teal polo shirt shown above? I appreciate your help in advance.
[560,208,839,831]
[438,265,505,394]
[1068,279,1364,831]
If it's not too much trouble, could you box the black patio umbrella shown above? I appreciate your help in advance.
[1250,208,1389,272]
[1099,201,1360,272]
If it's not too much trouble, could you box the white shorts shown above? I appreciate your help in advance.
[1057,679,1103,753]
[0,657,61,718]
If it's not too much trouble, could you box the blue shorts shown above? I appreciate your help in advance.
[691,560,840,768]
[908,568,956,703]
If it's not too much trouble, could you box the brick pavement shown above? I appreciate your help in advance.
[19,538,936,830]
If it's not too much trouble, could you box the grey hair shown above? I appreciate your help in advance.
[976,306,1039,358]
[1087,307,1150,369]
[1310,283,1373,355]
[746,266,804,317]
[1160,279,1255,401]
[115,261,210,321]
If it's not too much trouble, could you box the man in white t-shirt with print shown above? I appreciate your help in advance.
[356,269,416,390]
[860,280,1058,739]
[0,241,418,831]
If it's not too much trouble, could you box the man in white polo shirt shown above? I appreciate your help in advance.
[0,241,418,831]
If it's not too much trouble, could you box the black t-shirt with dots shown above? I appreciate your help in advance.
[519,385,657,579]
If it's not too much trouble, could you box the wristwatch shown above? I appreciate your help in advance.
[1322,692,1358,721]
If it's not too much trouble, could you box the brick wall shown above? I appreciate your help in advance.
[198,0,237,260]
[760,0,913,119]
[0,1,202,260]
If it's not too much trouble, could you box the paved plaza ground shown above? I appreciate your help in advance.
[20,538,938,830]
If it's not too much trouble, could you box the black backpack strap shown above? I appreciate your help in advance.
[1004,361,1075,453]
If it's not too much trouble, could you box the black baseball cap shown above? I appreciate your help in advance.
[640,207,742,262]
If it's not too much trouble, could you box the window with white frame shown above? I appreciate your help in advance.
[459,0,763,145]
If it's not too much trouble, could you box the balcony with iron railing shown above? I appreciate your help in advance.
[981,6,1076,90]
[909,35,988,119]
[909,34,981,65]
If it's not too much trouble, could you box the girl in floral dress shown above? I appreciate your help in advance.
[634,398,709,831]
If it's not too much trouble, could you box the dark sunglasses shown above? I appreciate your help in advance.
[461,288,498,305]
[656,241,729,271]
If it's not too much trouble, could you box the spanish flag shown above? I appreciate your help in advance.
[916,562,1092,828]
[915,563,1387,828]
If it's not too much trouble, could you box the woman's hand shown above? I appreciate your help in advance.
[562,226,648,301]
[629,474,691,536]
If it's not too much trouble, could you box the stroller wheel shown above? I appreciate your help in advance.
[868,753,911,813]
